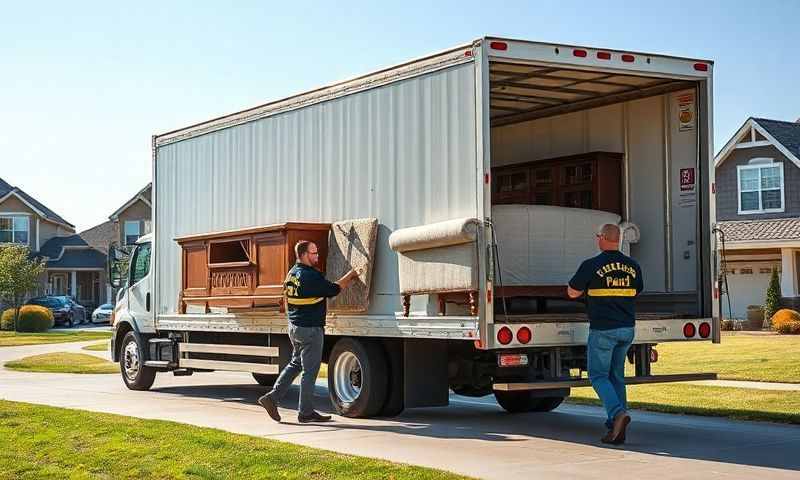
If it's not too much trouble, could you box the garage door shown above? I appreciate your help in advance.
[723,264,778,320]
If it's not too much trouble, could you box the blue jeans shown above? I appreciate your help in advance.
[269,325,324,416]
[587,327,635,429]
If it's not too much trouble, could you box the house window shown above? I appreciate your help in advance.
[0,216,29,244]
[737,161,784,214]
[124,221,141,245]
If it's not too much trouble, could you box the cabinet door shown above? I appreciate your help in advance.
[182,242,208,297]
[531,166,555,205]
[493,167,530,204]
[254,233,287,297]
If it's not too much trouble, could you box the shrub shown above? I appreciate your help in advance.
[1,308,16,331]
[771,309,800,335]
[1,306,54,332]
[763,268,781,322]
[720,319,736,331]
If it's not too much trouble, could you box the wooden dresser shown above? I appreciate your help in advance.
[176,222,331,313]
[492,151,622,215]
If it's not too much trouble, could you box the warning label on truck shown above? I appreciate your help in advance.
[677,93,695,132]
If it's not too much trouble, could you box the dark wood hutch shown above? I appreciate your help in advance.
[176,222,331,313]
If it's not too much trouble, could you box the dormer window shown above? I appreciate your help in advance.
[0,215,29,245]
[737,159,784,214]
[125,221,141,245]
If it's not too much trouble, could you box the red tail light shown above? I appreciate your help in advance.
[694,63,708,72]
[683,323,696,338]
[497,326,513,345]
[573,49,587,58]
[597,52,611,60]
[621,54,635,63]
[698,322,711,338]
[516,326,532,344]
[490,41,508,51]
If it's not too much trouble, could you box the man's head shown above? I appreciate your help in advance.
[596,224,621,251]
[295,240,320,267]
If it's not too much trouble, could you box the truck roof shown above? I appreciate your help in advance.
[155,36,712,147]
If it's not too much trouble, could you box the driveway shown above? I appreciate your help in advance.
[0,344,798,479]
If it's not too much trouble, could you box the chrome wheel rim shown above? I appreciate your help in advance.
[334,351,362,403]
[123,341,140,382]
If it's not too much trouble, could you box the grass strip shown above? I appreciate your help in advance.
[0,331,111,347]
[82,341,110,352]
[5,353,118,374]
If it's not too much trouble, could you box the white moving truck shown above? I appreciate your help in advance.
[110,36,719,418]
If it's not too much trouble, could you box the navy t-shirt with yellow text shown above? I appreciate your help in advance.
[284,263,341,328]
[568,250,644,330]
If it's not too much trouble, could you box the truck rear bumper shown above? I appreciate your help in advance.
[493,372,717,391]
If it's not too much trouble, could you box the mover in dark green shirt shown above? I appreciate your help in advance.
[259,240,361,423]
[568,223,643,445]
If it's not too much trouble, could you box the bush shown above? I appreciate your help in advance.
[763,268,781,322]
[771,309,800,335]
[0,308,15,331]
[1,306,54,332]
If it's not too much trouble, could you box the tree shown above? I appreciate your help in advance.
[763,267,781,328]
[0,244,46,332]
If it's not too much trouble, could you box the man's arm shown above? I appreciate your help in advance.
[335,268,362,291]
[566,286,584,299]
[566,260,590,299]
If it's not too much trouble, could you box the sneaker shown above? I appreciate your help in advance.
[298,411,333,423]
[601,428,626,445]
[257,393,281,422]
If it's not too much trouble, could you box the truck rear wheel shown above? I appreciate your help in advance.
[252,373,279,386]
[120,331,156,391]
[494,391,565,413]
[328,338,388,418]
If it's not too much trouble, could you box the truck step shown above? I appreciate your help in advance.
[172,369,194,376]
[178,358,279,375]
[148,338,174,344]
[178,343,278,357]
[144,360,171,368]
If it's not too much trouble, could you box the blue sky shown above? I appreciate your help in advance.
[1,1,798,231]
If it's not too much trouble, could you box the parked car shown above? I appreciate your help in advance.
[25,296,86,328]
[91,303,114,324]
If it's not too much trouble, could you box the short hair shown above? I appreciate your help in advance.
[599,224,621,243]
[295,240,315,258]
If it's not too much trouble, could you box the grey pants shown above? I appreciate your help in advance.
[269,325,324,416]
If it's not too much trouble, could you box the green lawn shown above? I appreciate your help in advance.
[646,333,800,384]
[82,341,110,351]
[0,331,111,347]
[5,353,118,374]
[0,400,469,480]
[568,383,800,424]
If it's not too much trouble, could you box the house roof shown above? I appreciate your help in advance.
[717,218,800,243]
[39,221,113,269]
[109,183,152,220]
[714,117,800,169]
[752,118,800,161]
[44,248,106,269]
[0,177,75,228]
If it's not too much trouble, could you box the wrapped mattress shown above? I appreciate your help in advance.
[491,205,639,287]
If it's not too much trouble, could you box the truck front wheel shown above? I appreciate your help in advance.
[120,331,156,391]
[328,338,388,418]
[494,390,565,413]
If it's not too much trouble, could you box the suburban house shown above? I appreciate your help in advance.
[0,177,151,313]
[714,117,800,320]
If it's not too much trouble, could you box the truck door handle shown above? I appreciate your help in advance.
[146,293,151,312]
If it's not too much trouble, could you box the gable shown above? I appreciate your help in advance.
[715,118,800,170]
[0,194,39,216]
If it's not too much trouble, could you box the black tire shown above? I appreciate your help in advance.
[328,338,388,418]
[252,373,279,386]
[120,331,156,391]
[494,390,565,413]
[377,340,404,417]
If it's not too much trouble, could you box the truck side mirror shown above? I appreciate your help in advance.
[108,244,131,289]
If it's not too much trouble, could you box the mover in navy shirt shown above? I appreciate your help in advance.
[258,240,361,424]
[567,223,643,445]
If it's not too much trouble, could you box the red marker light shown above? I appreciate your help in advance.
[683,323,696,338]
[698,322,711,338]
[573,49,587,58]
[621,54,635,63]
[694,63,708,72]
[497,326,513,345]
[490,41,508,51]
[516,326,532,344]
[597,52,611,60]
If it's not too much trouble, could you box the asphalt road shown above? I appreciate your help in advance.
[0,342,798,479]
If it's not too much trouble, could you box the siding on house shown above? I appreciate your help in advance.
[715,145,800,221]
[116,199,151,245]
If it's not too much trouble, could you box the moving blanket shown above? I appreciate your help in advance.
[491,205,639,287]
[325,218,378,313]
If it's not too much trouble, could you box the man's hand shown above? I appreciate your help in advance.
[566,286,584,299]
[336,267,364,290]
